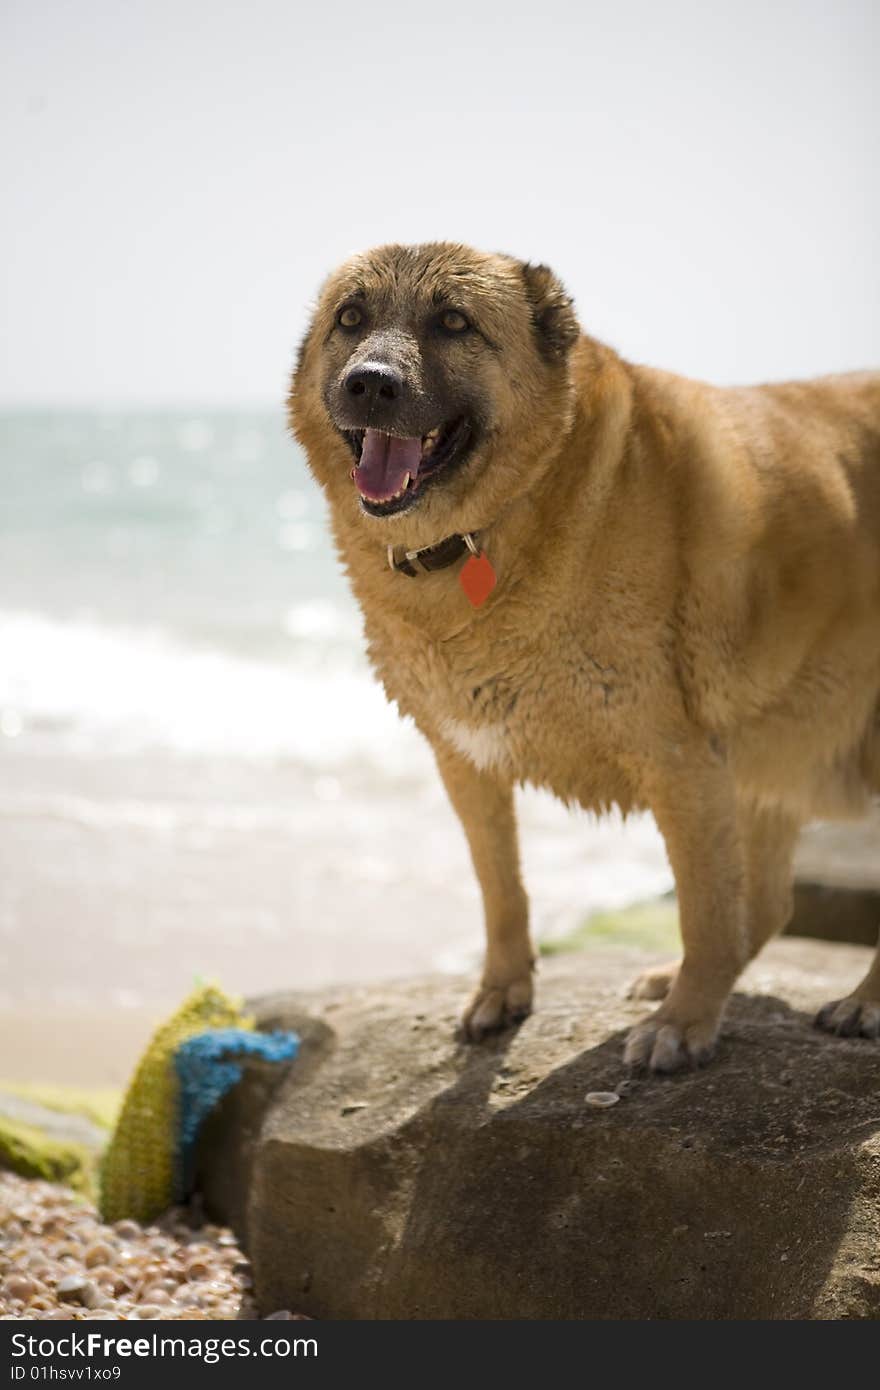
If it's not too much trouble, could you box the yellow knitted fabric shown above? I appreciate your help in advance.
[99,984,251,1223]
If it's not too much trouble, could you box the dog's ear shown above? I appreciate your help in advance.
[520,262,579,359]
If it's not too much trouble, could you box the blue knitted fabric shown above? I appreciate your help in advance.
[173,1028,299,1199]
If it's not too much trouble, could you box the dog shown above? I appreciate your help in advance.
[289,241,880,1072]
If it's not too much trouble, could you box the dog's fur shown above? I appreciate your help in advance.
[290,241,880,1071]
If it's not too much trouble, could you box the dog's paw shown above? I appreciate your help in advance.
[815,996,880,1039]
[623,1009,719,1073]
[627,960,680,1001]
[461,977,533,1042]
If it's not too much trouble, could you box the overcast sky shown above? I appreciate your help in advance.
[1,0,877,406]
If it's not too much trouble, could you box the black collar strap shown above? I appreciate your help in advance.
[387,532,479,578]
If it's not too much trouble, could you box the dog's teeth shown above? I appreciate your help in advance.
[362,473,411,506]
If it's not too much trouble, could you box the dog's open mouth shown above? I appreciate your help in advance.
[346,419,472,516]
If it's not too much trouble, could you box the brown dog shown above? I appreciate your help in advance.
[289,241,880,1072]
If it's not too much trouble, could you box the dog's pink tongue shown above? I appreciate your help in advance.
[354,431,421,501]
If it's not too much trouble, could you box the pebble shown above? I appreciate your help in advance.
[2,1275,37,1302]
[84,1242,115,1269]
[54,1277,104,1310]
[55,1244,83,1263]
[614,1079,639,1097]
[139,1285,170,1304]
[113,1220,141,1241]
[584,1091,621,1108]
[56,1275,86,1297]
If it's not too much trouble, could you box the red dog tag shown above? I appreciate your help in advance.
[459,549,497,607]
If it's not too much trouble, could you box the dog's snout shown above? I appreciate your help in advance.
[344,363,404,408]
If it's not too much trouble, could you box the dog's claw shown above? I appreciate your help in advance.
[627,961,680,1002]
[815,997,880,1039]
[624,1013,718,1073]
[462,978,533,1042]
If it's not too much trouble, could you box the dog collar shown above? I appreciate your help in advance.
[387,531,480,577]
[387,532,497,607]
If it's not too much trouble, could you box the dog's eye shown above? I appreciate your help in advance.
[440,309,469,334]
[338,305,363,329]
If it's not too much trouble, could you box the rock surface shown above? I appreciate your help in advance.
[198,939,880,1320]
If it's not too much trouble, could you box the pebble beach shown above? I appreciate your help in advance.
[0,1173,303,1321]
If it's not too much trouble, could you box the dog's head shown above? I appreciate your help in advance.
[289,243,580,544]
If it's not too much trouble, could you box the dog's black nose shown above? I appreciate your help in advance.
[344,363,404,407]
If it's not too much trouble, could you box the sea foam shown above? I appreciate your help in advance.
[0,607,430,774]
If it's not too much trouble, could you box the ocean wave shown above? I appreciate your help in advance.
[0,608,431,773]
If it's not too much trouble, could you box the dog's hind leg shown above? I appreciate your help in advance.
[814,798,880,1039]
[814,711,880,1039]
[434,746,535,1041]
[741,803,801,956]
[815,946,880,1039]
[626,802,800,1003]
[867,705,880,793]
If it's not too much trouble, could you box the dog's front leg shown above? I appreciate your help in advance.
[625,754,748,1072]
[434,745,534,1040]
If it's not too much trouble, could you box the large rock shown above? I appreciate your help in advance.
[197,940,880,1320]
[790,814,880,947]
